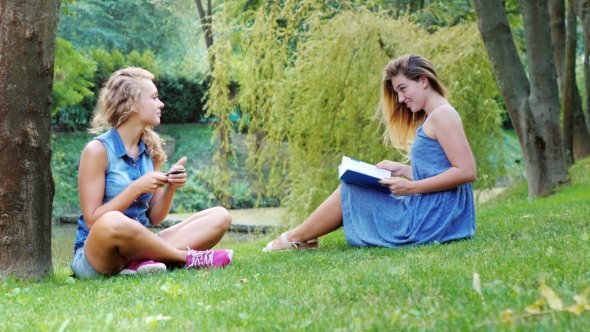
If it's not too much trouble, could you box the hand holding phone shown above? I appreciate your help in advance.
[166,169,186,175]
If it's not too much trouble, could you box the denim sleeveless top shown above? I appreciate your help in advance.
[73,129,154,251]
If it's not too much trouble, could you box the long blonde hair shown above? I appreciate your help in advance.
[380,54,447,154]
[89,67,167,166]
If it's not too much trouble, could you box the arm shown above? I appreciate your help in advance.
[380,106,477,195]
[146,157,188,226]
[78,140,169,228]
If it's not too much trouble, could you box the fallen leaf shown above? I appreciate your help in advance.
[472,272,483,298]
[525,299,545,314]
[238,278,248,283]
[567,304,586,316]
[501,309,513,326]
[573,288,590,310]
[539,281,563,311]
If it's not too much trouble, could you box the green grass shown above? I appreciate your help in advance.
[3,159,590,330]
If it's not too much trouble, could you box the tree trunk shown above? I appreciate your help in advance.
[0,0,59,279]
[573,92,590,159]
[194,0,213,50]
[567,0,590,159]
[573,0,590,125]
[586,42,590,128]
[473,0,570,196]
[392,0,400,18]
[549,0,565,90]
[562,3,576,165]
[550,0,590,163]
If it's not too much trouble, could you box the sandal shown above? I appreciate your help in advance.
[262,232,319,252]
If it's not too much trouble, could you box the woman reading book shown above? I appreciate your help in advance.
[70,67,233,278]
[263,54,476,251]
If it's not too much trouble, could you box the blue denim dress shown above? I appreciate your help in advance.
[73,129,154,251]
[341,125,476,248]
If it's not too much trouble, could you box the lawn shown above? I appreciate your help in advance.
[1,157,589,330]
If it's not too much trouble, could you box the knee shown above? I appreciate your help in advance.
[93,211,140,237]
[209,206,232,231]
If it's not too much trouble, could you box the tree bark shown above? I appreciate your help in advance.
[194,0,213,50]
[473,0,570,196]
[573,0,590,125]
[552,0,583,165]
[549,0,566,91]
[0,0,59,279]
[586,42,590,128]
[392,0,400,18]
[566,0,590,159]
[562,3,576,165]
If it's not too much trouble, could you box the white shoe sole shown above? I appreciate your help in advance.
[120,262,167,275]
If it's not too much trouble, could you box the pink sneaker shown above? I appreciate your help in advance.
[120,259,167,275]
[185,247,234,269]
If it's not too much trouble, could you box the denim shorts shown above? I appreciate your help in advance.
[70,247,103,279]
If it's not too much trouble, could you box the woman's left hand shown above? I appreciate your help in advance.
[379,177,415,196]
[166,157,187,189]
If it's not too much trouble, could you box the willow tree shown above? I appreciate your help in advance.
[0,0,59,279]
[474,0,570,197]
[230,2,504,225]
[204,4,235,207]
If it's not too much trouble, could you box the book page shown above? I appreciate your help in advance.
[341,156,390,179]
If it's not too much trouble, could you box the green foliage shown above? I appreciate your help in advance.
[203,4,238,207]
[156,76,207,124]
[52,38,96,117]
[58,0,208,79]
[57,0,184,56]
[4,159,590,330]
[53,47,161,128]
[50,131,94,218]
[51,124,273,218]
[227,2,505,226]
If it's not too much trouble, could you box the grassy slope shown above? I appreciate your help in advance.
[2,158,589,330]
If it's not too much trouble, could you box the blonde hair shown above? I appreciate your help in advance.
[89,67,167,166]
[380,54,447,154]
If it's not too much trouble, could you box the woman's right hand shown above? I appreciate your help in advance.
[133,172,169,194]
[375,160,407,177]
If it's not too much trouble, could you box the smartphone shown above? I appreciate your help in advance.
[166,169,186,175]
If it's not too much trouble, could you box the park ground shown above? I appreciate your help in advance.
[0,154,589,330]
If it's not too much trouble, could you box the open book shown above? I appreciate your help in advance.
[338,156,391,193]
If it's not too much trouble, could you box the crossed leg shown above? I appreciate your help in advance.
[157,206,232,250]
[84,207,232,274]
[269,185,344,250]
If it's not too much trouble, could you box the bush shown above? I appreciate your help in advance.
[156,76,207,123]
[52,47,163,129]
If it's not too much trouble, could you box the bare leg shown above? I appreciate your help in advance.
[270,185,343,249]
[84,211,187,274]
[157,206,232,250]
